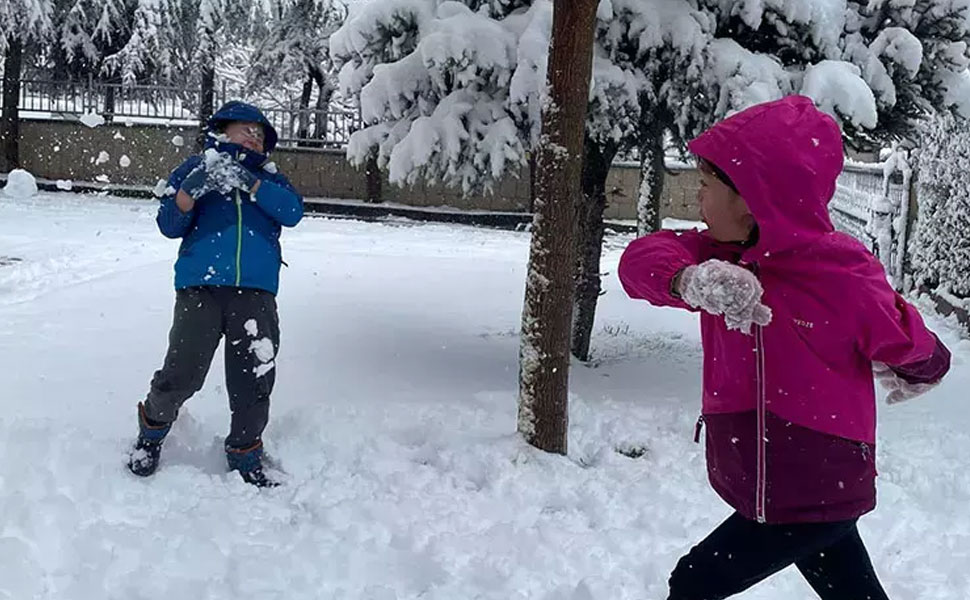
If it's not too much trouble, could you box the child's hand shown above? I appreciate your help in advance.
[873,362,940,404]
[678,260,772,335]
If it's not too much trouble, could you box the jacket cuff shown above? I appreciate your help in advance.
[890,334,951,385]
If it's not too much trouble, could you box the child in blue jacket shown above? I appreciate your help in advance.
[128,101,303,487]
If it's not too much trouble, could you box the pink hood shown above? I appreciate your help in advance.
[688,95,844,260]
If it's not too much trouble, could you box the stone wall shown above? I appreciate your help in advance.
[17,118,701,221]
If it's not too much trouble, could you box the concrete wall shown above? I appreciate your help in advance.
[17,119,701,221]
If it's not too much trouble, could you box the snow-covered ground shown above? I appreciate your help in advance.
[0,193,968,599]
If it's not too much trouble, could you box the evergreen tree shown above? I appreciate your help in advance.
[911,115,970,297]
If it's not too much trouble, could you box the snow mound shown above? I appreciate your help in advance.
[79,112,105,128]
[2,169,38,199]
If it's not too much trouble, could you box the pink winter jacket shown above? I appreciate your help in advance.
[619,96,950,523]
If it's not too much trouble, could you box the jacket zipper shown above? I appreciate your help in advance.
[755,322,767,524]
[235,190,243,286]
[747,260,767,524]
[694,415,705,443]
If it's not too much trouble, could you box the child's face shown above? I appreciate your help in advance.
[698,170,755,243]
[224,121,266,153]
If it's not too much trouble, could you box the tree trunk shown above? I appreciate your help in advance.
[571,139,616,362]
[196,66,216,151]
[296,76,313,147]
[1,37,24,173]
[365,150,382,203]
[311,74,335,147]
[527,151,537,213]
[103,77,117,124]
[518,0,598,455]
[637,118,665,237]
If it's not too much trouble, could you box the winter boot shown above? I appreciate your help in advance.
[226,440,279,488]
[128,402,172,477]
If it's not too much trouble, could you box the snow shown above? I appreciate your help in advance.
[95,151,110,165]
[152,179,175,198]
[55,179,73,191]
[120,155,132,168]
[801,60,878,129]
[1,169,39,199]
[79,112,105,128]
[1,194,969,599]
[244,318,259,337]
[706,38,792,115]
[678,259,773,334]
[172,135,185,147]
[870,27,924,77]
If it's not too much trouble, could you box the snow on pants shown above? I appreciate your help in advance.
[667,512,889,600]
[143,286,280,450]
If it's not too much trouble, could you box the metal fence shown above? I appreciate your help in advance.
[829,158,914,289]
[830,163,884,249]
[17,79,360,148]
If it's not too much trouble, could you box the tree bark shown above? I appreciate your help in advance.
[311,73,335,147]
[527,151,537,213]
[296,76,314,147]
[571,139,617,362]
[365,150,382,203]
[637,118,665,237]
[196,66,216,151]
[518,0,598,455]
[1,37,24,173]
[103,76,117,124]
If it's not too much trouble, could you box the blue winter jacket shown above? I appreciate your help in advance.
[156,102,303,295]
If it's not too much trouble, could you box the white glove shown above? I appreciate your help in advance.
[873,362,939,404]
[678,260,773,335]
[200,149,258,195]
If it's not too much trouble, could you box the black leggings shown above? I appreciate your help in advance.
[668,512,889,600]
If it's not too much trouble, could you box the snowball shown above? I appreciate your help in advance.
[119,155,131,168]
[95,151,110,166]
[95,175,110,183]
[113,132,126,141]
[172,135,185,147]
[2,169,38,199]
[80,112,104,128]
[152,179,170,198]
[55,180,73,191]
[263,162,278,174]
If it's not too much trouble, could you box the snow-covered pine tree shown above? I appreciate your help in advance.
[1,0,54,170]
[910,115,970,298]
[101,0,182,86]
[843,0,970,149]
[330,0,545,193]
[569,0,712,361]
[54,0,128,80]
[249,0,346,144]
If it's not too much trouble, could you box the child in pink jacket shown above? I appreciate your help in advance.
[619,96,950,600]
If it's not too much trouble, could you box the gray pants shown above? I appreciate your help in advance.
[144,287,280,449]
